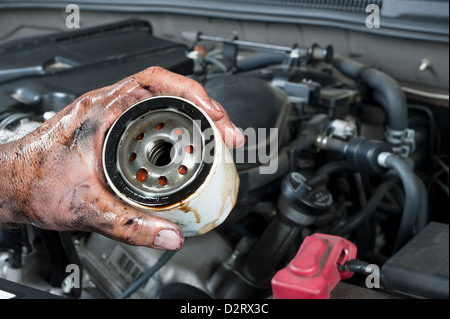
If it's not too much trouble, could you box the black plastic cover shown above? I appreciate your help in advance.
[0,19,193,114]
[204,75,290,171]
[382,222,449,299]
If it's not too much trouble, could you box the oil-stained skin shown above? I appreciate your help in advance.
[0,66,245,250]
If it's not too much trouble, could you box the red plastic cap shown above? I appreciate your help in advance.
[271,233,357,299]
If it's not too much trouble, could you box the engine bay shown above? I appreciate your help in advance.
[0,17,448,300]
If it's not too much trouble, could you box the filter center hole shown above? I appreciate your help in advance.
[148,140,174,167]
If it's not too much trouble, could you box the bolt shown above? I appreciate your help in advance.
[418,58,432,72]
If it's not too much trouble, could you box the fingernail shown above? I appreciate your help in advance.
[232,124,246,148]
[234,134,246,148]
[211,99,224,113]
[225,124,246,148]
[153,229,184,250]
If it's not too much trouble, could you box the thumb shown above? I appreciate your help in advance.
[85,188,185,250]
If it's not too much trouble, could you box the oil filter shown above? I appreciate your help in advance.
[103,96,239,236]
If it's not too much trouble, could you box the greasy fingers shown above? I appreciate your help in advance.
[81,66,245,148]
[86,189,185,250]
[209,99,246,149]
[136,66,224,121]
[138,68,246,148]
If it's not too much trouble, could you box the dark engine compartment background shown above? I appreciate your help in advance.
[0,4,448,301]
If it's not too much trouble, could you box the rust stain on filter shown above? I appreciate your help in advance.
[178,203,201,224]
[197,150,240,235]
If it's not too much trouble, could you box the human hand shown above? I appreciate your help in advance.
[0,67,244,250]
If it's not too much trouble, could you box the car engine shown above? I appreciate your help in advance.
[0,15,448,300]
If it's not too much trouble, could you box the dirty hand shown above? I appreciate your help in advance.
[0,67,245,250]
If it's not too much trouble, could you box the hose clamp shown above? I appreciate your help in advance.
[385,127,415,158]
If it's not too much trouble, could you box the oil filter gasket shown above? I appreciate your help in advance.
[103,96,239,236]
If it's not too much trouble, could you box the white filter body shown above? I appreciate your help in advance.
[103,96,239,236]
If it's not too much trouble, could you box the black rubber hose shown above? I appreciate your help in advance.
[332,55,408,131]
[241,216,302,284]
[382,155,428,252]
[332,180,398,236]
[416,174,429,232]
[315,161,355,176]
[117,250,176,299]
